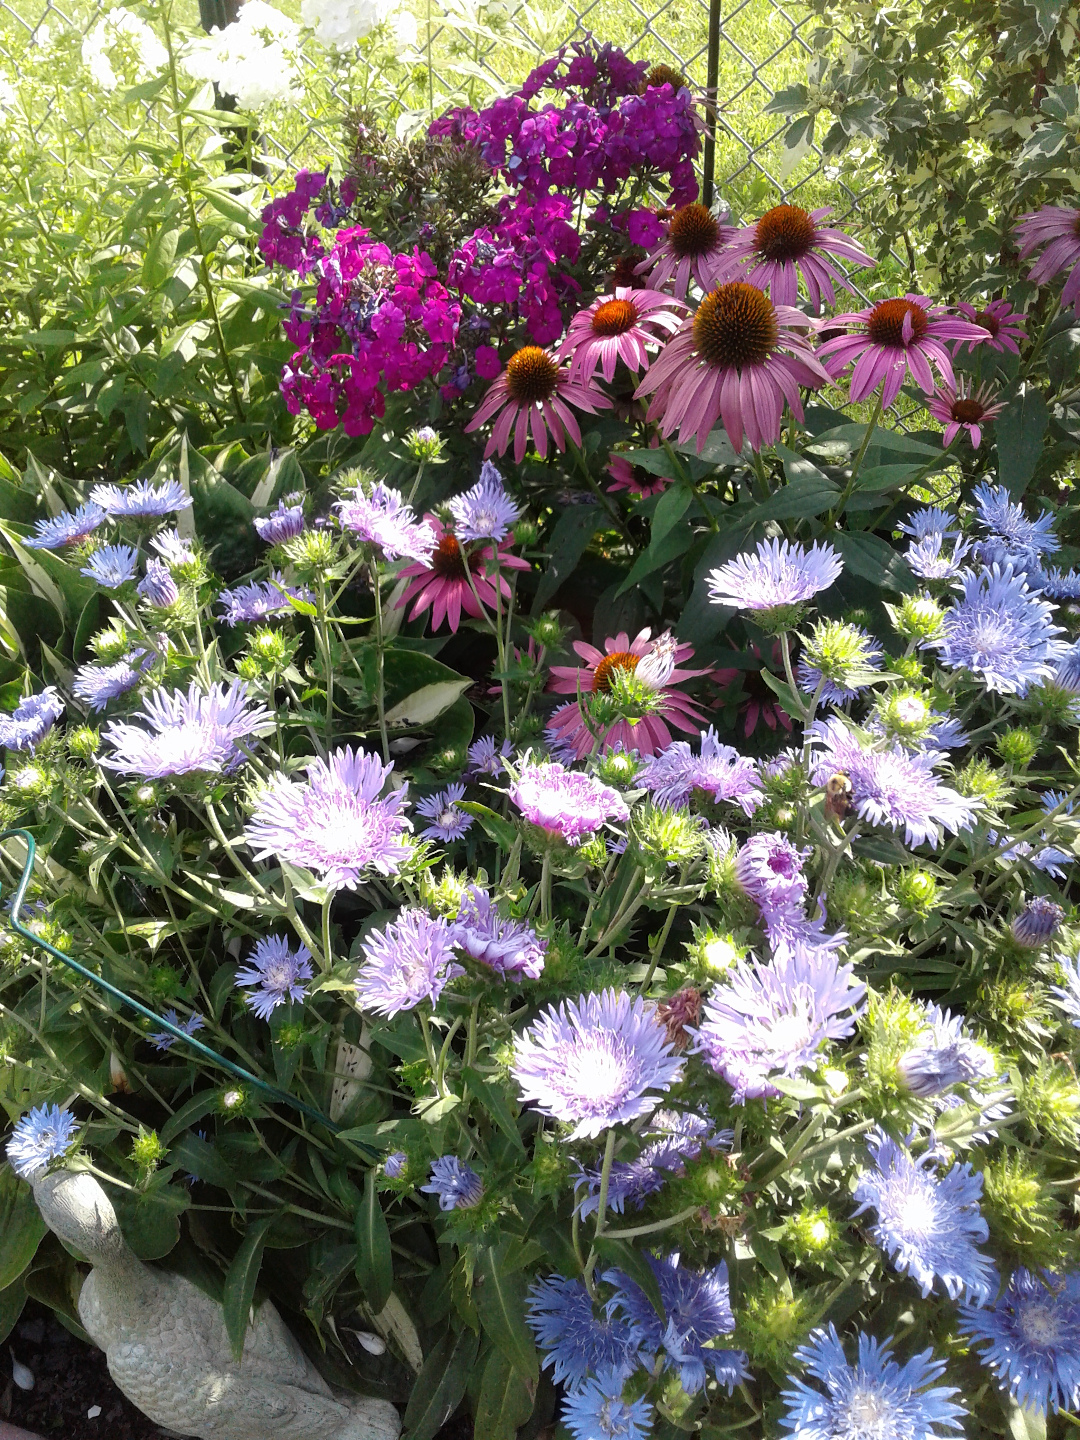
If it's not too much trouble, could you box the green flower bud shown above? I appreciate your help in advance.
[148,963,183,1000]
[217,1084,253,1118]
[130,782,161,814]
[955,756,1013,813]
[419,865,470,916]
[802,619,882,694]
[736,1280,814,1370]
[512,516,540,547]
[630,802,704,872]
[982,1152,1080,1271]
[873,688,935,743]
[90,622,132,663]
[131,1125,164,1180]
[283,528,338,571]
[781,1205,840,1263]
[594,748,643,787]
[890,655,927,686]
[8,763,53,804]
[525,612,568,649]
[404,426,444,463]
[995,726,1040,767]
[275,1021,308,1052]
[887,594,943,642]
[68,725,101,759]
[892,867,938,915]
[1016,1059,1080,1148]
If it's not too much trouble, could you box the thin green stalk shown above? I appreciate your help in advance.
[321,896,333,974]
[583,1129,618,1287]
[369,559,390,762]
[540,851,552,924]
[830,390,883,522]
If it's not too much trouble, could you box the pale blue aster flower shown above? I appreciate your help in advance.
[355,909,462,1016]
[562,1369,652,1440]
[234,935,313,1020]
[0,688,64,752]
[466,734,510,777]
[639,727,763,814]
[959,1269,1080,1415]
[448,886,546,979]
[25,502,106,550]
[383,1151,407,1178]
[931,565,1069,696]
[217,574,314,626]
[853,1132,996,1303]
[1012,896,1064,948]
[1050,955,1080,1028]
[734,831,811,911]
[150,1008,205,1052]
[974,482,1059,557]
[254,499,306,544]
[897,506,961,541]
[897,1005,996,1097]
[5,1104,79,1178]
[526,1276,639,1388]
[707,538,843,611]
[573,1110,730,1218]
[509,761,629,847]
[90,478,192,518]
[1051,639,1080,693]
[906,533,974,581]
[573,1155,669,1219]
[781,1325,966,1439]
[81,544,139,588]
[150,528,194,564]
[336,482,435,561]
[102,680,272,778]
[1040,566,1080,600]
[421,1155,483,1210]
[137,558,179,607]
[415,782,473,843]
[512,989,683,1140]
[73,652,150,712]
[448,462,522,543]
[990,830,1070,880]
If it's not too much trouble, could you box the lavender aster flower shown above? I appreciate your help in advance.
[780,1325,966,1440]
[383,1151,407,1178]
[512,989,683,1139]
[693,944,865,1102]
[808,716,977,848]
[415,782,473,842]
[466,734,511,777]
[1050,956,1080,1028]
[336,482,435,561]
[421,1155,483,1210]
[73,652,149,712]
[355,909,462,1016]
[959,1269,1080,1415]
[562,1369,653,1440]
[138,558,179,607]
[897,1005,995,1097]
[217,574,314,626]
[247,747,412,889]
[639,728,763,814]
[150,1008,205,1051]
[102,680,272,778]
[574,1111,730,1218]
[234,935,313,1020]
[526,1276,639,1387]
[852,1132,996,1303]
[509,761,629,846]
[906,533,974,582]
[81,544,139,588]
[1051,639,1080,694]
[974,483,1059,558]
[707,539,842,613]
[1040,566,1080,600]
[449,886,546,979]
[150,529,194,564]
[448,462,522,543]
[1011,896,1064,948]
[606,1253,748,1395]
[254,499,306,544]
[931,565,1069,697]
[5,1104,79,1178]
[0,688,64,752]
[897,506,961,541]
[90,479,192,518]
[25,503,106,550]
[573,1154,669,1219]
[735,831,811,911]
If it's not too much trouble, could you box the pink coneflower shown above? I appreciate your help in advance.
[1015,206,1080,313]
[397,517,529,633]
[817,296,984,408]
[635,282,829,453]
[464,345,608,464]
[720,204,873,310]
[558,288,686,384]
[924,378,1005,449]
[607,452,670,500]
[954,299,1026,354]
[635,202,737,299]
[546,628,713,758]
[713,643,793,738]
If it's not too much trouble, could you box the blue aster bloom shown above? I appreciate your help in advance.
[5,1103,79,1179]
[930,565,1069,697]
[25,502,107,550]
[466,734,510,777]
[974,482,1059,557]
[383,1151,407,1178]
[102,680,272,778]
[421,1155,483,1211]
[905,534,973,581]
[234,935,313,1020]
[573,1111,730,1219]
[526,1276,639,1387]
[138,558,179,607]
[217,574,314,626]
[605,1252,748,1395]
[561,1369,652,1440]
[448,461,521,544]
[355,909,462,1017]
[81,544,139,588]
[640,727,763,814]
[90,478,192,518]
[415,782,473,843]
[254,499,306,544]
[150,528,195,565]
[1051,639,1080,693]
[1012,896,1064,948]
[897,506,961,541]
[448,886,546,980]
[150,1008,205,1052]
[897,1005,996,1098]
[0,688,64,752]
[73,652,150,712]
[708,538,842,612]
[959,1269,1080,1415]
[781,1325,966,1439]
[1050,956,1080,1028]
[852,1132,996,1304]
[1040,566,1080,600]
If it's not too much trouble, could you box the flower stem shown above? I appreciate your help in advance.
[540,851,552,924]
[830,390,883,523]
[583,1128,618,1287]
[369,559,390,762]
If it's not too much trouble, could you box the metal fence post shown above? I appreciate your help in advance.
[701,0,722,209]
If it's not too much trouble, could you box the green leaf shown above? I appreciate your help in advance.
[648,482,694,549]
[474,1244,539,1383]
[759,668,803,719]
[402,1325,479,1440]
[385,679,471,727]
[457,802,517,851]
[832,531,915,593]
[617,522,695,595]
[0,1164,47,1290]
[0,1277,26,1347]
[462,1066,526,1153]
[355,1169,394,1314]
[852,463,925,492]
[223,1215,273,1361]
[474,1348,534,1440]
[111,1187,188,1260]
[592,1237,665,1318]
[996,387,1049,497]
[383,650,470,717]
[143,226,181,290]
[168,1133,237,1190]
[805,423,941,459]
[533,507,603,612]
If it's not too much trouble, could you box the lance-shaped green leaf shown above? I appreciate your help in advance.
[474,1243,539,1382]
[223,1215,273,1361]
[355,1168,394,1314]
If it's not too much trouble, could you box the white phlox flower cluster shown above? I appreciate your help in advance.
[81,8,168,91]
[183,0,301,110]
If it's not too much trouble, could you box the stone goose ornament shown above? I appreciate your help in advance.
[32,1169,401,1440]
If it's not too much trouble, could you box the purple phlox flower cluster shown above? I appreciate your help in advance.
[415,782,473,843]
[217,573,315,626]
[247,747,412,889]
[355,908,462,1016]
[897,506,961,541]
[335,482,435,561]
[512,989,683,1139]
[574,1109,730,1218]
[81,543,139,588]
[808,716,977,848]
[1050,955,1080,1028]
[102,680,272,778]
[526,1275,639,1388]
[708,539,843,612]
[89,479,192,518]
[959,1268,1080,1415]
[6,1104,79,1179]
[150,1008,205,1052]
[853,1132,996,1304]
[234,935,313,1020]
[906,532,974,582]
[509,760,629,846]
[73,651,151,712]
[562,1369,653,1440]
[0,688,64,752]
[605,1253,749,1395]
[138,558,180,608]
[421,1154,483,1210]
[448,886,546,979]
[781,1325,967,1440]
[25,502,106,550]
[254,498,306,544]
[466,734,511,777]
[639,727,763,814]
[1012,895,1064,948]
[693,943,865,1103]
[150,528,194,564]
[798,628,885,705]
[448,462,522,543]
[898,1004,996,1097]
[257,168,328,274]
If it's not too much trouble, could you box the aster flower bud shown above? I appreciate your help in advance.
[655,986,703,1048]
[283,526,339,572]
[91,622,133,664]
[404,426,444,463]
[893,868,938,915]
[131,1125,164,1181]
[995,726,1040,767]
[68,725,101,759]
[799,620,884,703]
[630,802,705,873]
[1011,896,1065,949]
[781,1205,840,1263]
[8,762,53,805]
[525,611,568,649]
[217,1085,253,1117]
[593,745,643,788]
[887,593,944,642]
[873,689,934,742]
